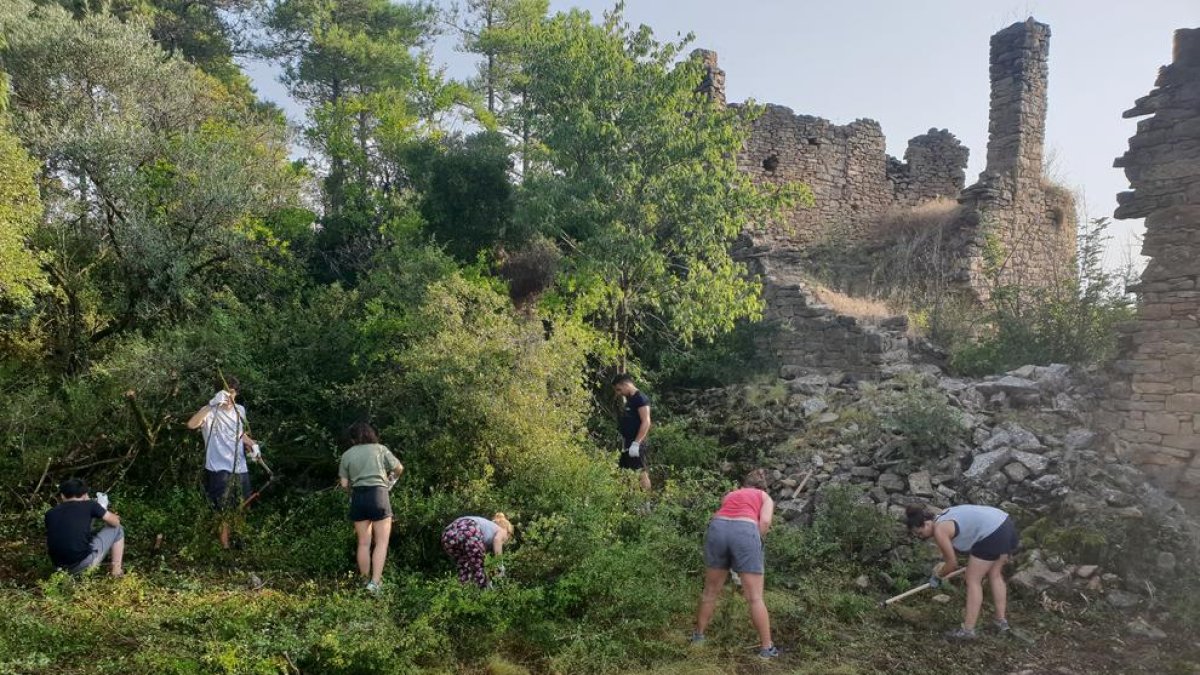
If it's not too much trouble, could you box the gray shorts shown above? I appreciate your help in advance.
[68,525,124,575]
[703,518,764,574]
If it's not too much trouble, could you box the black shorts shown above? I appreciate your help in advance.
[348,486,392,522]
[970,517,1020,561]
[618,441,647,470]
[205,470,252,511]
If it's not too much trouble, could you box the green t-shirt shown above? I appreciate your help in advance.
[338,444,401,488]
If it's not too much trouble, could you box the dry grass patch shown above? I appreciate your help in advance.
[803,280,896,324]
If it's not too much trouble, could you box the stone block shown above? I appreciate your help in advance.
[1163,434,1200,452]
[1166,393,1200,413]
[1145,412,1181,435]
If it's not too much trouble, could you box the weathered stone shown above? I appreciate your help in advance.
[1074,565,1099,579]
[789,375,829,395]
[801,398,829,417]
[976,376,1040,398]
[1003,462,1031,483]
[850,466,880,479]
[877,472,907,493]
[965,449,1012,480]
[1011,450,1051,475]
[1106,590,1141,609]
[909,470,935,497]
[1030,474,1064,491]
[1011,559,1072,592]
[1063,428,1097,453]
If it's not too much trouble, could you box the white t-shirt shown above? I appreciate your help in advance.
[203,403,248,474]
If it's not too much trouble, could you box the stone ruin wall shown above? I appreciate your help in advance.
[956,20,1077,298]
[693,19,1077,375]
[1104,28,1200,509]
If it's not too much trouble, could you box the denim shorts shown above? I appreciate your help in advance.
[703,518,764,574]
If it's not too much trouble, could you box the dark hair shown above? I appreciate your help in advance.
[59,478,88,498]
[348,421,380,446]
[905,503,935,530]
[743,469,769,490]
[611,373,634,387]
[220,375,240,392]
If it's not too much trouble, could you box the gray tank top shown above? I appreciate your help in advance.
[936,505,1008,552]
[465,516,499,546]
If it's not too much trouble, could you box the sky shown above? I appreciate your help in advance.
[243,0,1200,270]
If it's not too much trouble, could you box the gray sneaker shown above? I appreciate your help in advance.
[758,645,780,660]
[365,580,381,595]
[994,619,1011,633]
[688,632,706,646]
[945,627,977,641]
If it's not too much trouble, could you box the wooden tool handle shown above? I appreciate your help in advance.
[880,567,966,607]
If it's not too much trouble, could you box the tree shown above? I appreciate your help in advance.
[0,57,45,310]
[1,1,305,374]
[518,7,810,364]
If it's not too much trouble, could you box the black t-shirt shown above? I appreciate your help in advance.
[45,500,105,567]
[619,391,650,444]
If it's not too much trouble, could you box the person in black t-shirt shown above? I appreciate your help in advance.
[44,478,124,576]
[612,373,652,491]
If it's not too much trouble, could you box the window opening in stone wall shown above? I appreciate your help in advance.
[762,153,780,172]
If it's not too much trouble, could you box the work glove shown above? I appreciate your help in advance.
[209,390,230,408]
[95,492,110,510]
[627,441,641,458]
[495,564,506,579]
[928,574,942,589]
[387,475,399,491]
[248,444,262,462]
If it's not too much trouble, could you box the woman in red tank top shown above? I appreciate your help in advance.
[691,469,778,660]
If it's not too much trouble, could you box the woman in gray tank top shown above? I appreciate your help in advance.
[907,503,1020,640]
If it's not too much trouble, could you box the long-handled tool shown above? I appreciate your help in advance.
[240,456,278,509]
[878,567,966,608]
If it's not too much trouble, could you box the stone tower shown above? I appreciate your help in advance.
[1106,28,1200,509]
[692,49,726,107]
[983,19,1051,184]
[958,18,1075,297]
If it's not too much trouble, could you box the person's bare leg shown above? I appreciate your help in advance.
[694,567,729,636]
[370,518,392,586]
[219,522,231,550]
[963,556,994,630]
[739,572,772,649]
[639,469,652,492]
[109,537,125,576]
[354,521,372,578]
[989,554,1009,623]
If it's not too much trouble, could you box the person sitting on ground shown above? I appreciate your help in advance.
[907,502,1020,640]
[186,376,261,549]
[337,421,403,594]
[441,513,513,589]
[691,469,778,660]
[44,477,124,577]
[612,373,652,491]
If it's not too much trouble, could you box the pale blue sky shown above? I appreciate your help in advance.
[244,0,1200,269]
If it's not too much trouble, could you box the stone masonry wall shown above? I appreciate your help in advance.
[1105,28,1200,508]
[956,19,1076,298]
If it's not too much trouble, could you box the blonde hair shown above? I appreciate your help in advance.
[493,512,514,537]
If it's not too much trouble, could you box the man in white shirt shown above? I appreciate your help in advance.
[187,376,261,549]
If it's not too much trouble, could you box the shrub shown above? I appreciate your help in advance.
[647,420,725,471]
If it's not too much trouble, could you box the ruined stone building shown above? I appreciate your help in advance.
[693,19,1078,376]
[1106,28,1200,508]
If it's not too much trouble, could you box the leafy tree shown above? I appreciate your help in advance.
[407,131,519,261]
[518,7,810,363]
[0,57,44,310]
[1,1,305,374]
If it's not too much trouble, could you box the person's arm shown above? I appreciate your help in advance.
[99,505,120,528]
[338,456,351,491]
[338,477,350,490]
[386,451,404,480]
[758,493,775,537]
[186,406,211,430]
[933,521,959,575]
[493,529,507,556]
[635,404,651,443]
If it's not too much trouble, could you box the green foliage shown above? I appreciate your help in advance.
[645,419,725,471]
[516,6,810,360]
[649,320,779,389]
[0,109,44,309]
[949,218,1135,376]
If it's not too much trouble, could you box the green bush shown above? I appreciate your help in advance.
[647,419,726,471]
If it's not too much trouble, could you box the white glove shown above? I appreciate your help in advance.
[627,441,640,458]
[209,390,230,408]
[95,492,109,509]
[387,475,399,491]
[248,443,261,461]
[495,564,506,579]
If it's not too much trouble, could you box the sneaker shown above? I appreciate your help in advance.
[365,580,381,595]
[688,632,706,646]
[994,619,1011,633]
[945,627,977,641]
[757,645,780,660]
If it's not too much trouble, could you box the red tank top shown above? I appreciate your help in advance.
[714,488,766,521]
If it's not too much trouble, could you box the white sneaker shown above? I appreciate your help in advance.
[365,580,381,594]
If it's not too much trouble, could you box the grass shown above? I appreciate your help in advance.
[803,279,897,324]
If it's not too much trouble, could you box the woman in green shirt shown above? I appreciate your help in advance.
[338,422,404,593]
